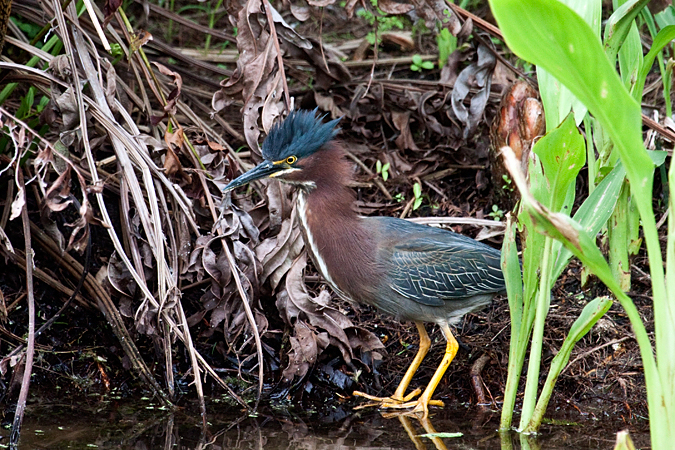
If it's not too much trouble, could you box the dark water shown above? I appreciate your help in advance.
[8,396,645,449]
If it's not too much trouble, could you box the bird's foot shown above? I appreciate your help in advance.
[353,389,443,417]
[352,388,422,410]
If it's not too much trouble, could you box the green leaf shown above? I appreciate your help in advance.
[418,432,463,439]
[376,160,382,174]
[489,0,656,251]
[618,17,643,91]
[413,197,423,210]
[536,0,600,129]
[502,215,523,333]
[413,182,422,198]
[532,113,586,212]
[655,5,675,28]
[634,25,675,101]
[552,162,626,280]
[412,54,423,65]
[437,28,457,68]
[566,297,612,348]
[421,61,434,70]
[524,296,612,432]
[603,0,651,64]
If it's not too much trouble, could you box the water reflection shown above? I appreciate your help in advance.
[12,399,637,449]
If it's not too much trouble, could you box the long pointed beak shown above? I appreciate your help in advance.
[223,160,284,192]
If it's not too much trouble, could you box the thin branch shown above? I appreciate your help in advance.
[9,169,35,448]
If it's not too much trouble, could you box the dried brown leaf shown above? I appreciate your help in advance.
[451,43,496,139]
[130,30,153,52]
[411,0,461,33]
[290,4,310,21]
[378,0,414,15]
[307,0,336,7]
[9,186,25,222]
[391,110,419,151]
[282,322,329,381]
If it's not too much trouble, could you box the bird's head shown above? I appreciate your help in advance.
[223,110,341,192]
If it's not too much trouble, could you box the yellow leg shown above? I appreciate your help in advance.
[409,323,458,418]
[379,323,458,418]
[392,321,430,401]
[354,322,442,407]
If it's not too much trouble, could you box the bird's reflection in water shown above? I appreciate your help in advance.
[17,399,619,449]
[395,415,450,450]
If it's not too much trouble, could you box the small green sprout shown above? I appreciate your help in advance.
[488,204,504,221]
[376,160,391,181]
[411,54,434,72]
[412,182,423,210]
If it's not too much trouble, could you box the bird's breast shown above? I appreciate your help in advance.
[296,191,380,305]
[296,192,350,300]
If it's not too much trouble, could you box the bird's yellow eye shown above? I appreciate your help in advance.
[285,155,297,165]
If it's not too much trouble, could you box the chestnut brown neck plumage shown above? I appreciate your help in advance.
[297,142,380,301]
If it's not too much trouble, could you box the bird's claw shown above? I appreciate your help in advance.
[353,388,421,405]
[353,389,443,417]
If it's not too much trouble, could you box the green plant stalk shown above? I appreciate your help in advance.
[665,126,675,428]
[524,297,613,432]
[519,433,541,450]
[584,114,596,193]
[627,193,641,255]
[608,181,630,290]
[489,3,672,445]
[167,0,176,43]
[499,216,524,430]
[641,8,671,117]
[518,236,554,431]
[664,62,673,118]
[205,0,223,52]
[498,430,514,450]
[503,142,669,445]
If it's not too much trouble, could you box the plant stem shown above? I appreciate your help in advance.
[584,114,596,193]
[608,181,630,290]
[518,236,553,431]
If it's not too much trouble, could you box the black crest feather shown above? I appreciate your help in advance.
[262,109,341,161]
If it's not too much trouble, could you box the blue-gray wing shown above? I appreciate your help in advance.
[388,233,505,307]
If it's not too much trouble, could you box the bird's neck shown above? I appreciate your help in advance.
[296,145,378,300]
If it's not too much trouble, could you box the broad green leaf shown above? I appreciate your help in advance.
[604,0,651,64]
[413,182,421,198]
[618,19,643,90]
[649,150,668,166]
[520,154,547,306]
[552,162,626,280]
[489,0,657,276]
[655,5,675,28]
[537,0,600,129]
[500,145,664,439]
[566,297,613,348]
[634,25,675,101]
[532,114,586,213]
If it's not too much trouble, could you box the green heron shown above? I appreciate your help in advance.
[224,110,505,418]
